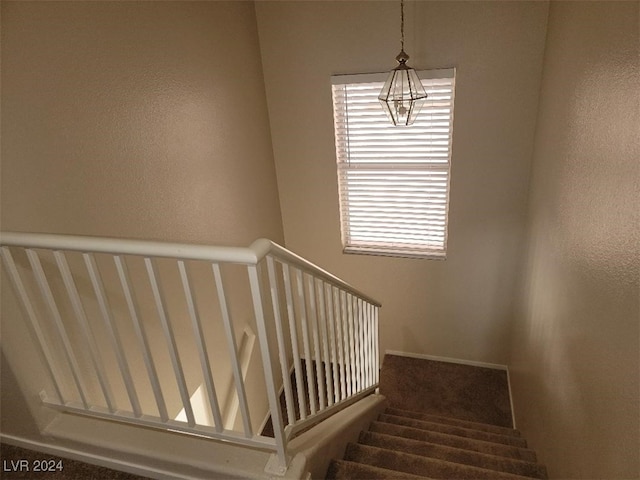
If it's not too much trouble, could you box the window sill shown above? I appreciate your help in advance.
[343,246,447,261]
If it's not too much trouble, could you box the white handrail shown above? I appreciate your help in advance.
[0,232,381,306]
[0,231,260,264]
[250,238,381,307]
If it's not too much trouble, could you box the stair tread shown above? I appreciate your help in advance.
[326,460,433,479]
[385,407,521,438]
[359,431,548,479]
[378,413,528,448]
[370,421,538,463]
[345,443,539,480]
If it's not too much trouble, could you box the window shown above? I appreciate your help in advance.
[331,68,456,259]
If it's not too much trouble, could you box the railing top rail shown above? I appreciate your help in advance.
[0,232,382,306]
[0,231,260,265]
[251,239,381,307]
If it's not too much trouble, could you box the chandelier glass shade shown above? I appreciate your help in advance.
[378,50,427,126]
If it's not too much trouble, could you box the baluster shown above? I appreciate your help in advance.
[365,301,370,387]
[178,260,224,432]
[27,249,89,409]
[114,255,168,421]
[336,289,345,398]
[247,264,287,467]
[85,253,141,416]
[324,283,339,405]
[356,297,363,391]
[316,280,333,407]
[266,256,296,426]
[347,293,357,396]
[54,251,115,412]
[365,302,373,388]
[295,268,317,414]
[361,300,368,389]
[374,306,380,384]
[351,295,362,393]
[145,257,193,426]
[306,274,326,410]
[282,263,307,420]
[1,247,65,404]
[333,286,346,402]
[369,304,376,385]
[212,263,252,436]
[358,298,366,390]
[341,290,352,397]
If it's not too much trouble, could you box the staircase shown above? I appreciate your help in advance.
[326,354,547,479]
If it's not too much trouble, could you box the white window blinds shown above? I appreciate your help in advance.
[331,69,456,259]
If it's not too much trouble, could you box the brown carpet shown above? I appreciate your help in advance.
[262,358,329,438]
[380,354,513,428]
[326,353,548,479]
[0,443,150,480]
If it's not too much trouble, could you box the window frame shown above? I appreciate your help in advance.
[331,68,457,260]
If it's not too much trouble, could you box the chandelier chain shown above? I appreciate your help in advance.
[400,0,405,51]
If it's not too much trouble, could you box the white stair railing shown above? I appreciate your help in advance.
[0,232,381,473]
[253,240,381,442]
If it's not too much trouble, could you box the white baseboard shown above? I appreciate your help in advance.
[384,350,517,428]
[385,350,508,370]
[506,368,517,429]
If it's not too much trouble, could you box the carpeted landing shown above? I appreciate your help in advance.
[326,354,548,479]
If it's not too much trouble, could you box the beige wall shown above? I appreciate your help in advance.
[508,2,639,478]
[1,1,282,246]
[255,1,548,364]
[1,0,283,446]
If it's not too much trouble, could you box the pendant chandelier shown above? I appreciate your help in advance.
[378,0,428,126]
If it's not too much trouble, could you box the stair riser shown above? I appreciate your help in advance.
[327,460,428,480]
[385,407,522,438]
[345,443,538,480]
[370,421,538,463]
[378,414,528,448]
[359,431,547,479]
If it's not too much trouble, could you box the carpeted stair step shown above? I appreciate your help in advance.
[369,421,538,463]
[385,407,522,438]
[326,460,432,479]
[343,443,537,480]
[378,413,528,448]
[359,431,548,479]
